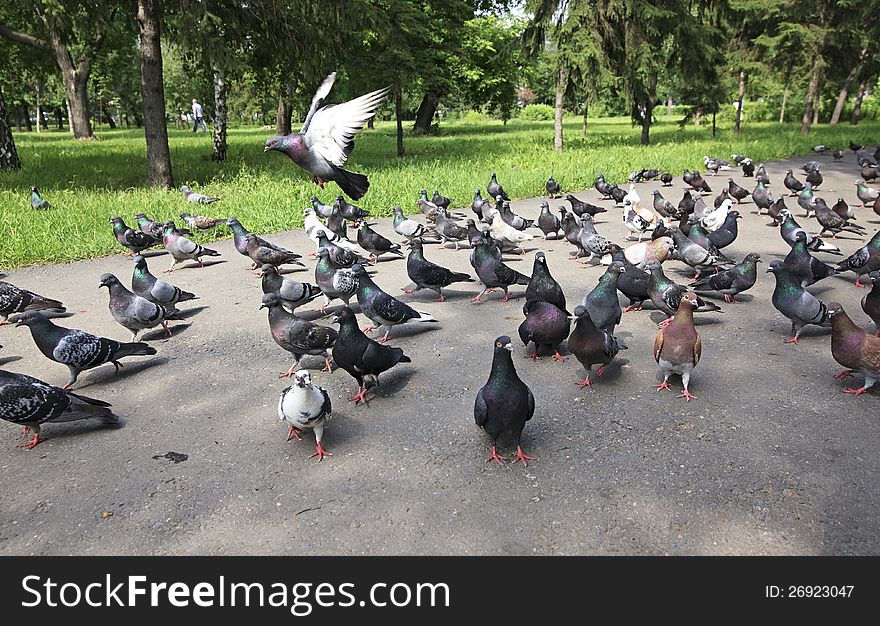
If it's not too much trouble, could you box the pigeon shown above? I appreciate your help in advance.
[797,184,818,218]
[227,218,299,270]
[403,239,473,302]
[668,226,722,277]
[751,181,773,214]
[813,145,828,153]
[862,272,880,335]
[727,179,750,203]
[264,72,389,199]
[580,263,624,333]
[767,197,787,225]
[706,210,741,249]
[577,214,614,263]
[855,181,879,206]
[678,190,696,216]
[608,244,651,312]
[783,170,804,196]
[814,198,866,238]
[766,260,831,343]
[568,306,624,388]
[741,158,755,177]
[471,189,490,218]
[536,201,562,239]
[827,302,880,395]
[861,164,880,183]
[835,229,880,286]
[180,185,219,204]
[565,194,606,217]
[833,149,845,160]
[487,172,510,202]
[15,311,157,389]
[645,260,721,325]
[0,281,64,324]
[392,206,431,241]
[651,190,676,217]
[778,210,842,255]
[689,253,761,303]
[261,293,337,376]
[310,195,335,219]
[179,212,223,230]
[623,237,675,268]
[162,221,221,272]
[518,299,570,361]
[660,172,673,186]
[484,208,534,255]
[832,198,855,221]
[546,176,560,198]
[731,154,749,164]
[756,163,770,185]
[783,232,837,287]
[261,264,322,312]
[131,254,197,310]
[622,198,658,242]
[704,158,720,176]
[314,248,358,311]
[431,189,452,210]
[134,212,168,239]
[560,209,583,255]
[609,184,627,204]
[0,369,118,449]
[416,195,441,222]
[335,196,371,222]
[474,335,535,465]
[469,236,530,303]
[875,195,880,220]
[304,207,341,250]
[525,252,567,313]
[99,273,181,340]
[246,233,304,272]
[278,370,333,461]
[850,141,865,152]
[110,216,158,255]
[30,186,51,209]
[702,198,732,232]
[330,306,411,404]
[805,165,823,189]
[684,170,707,193]
[326,203,349,239]
[356,222,404,264]
[802,161,821,174]
[491,198,533,231]
[351,264,437,342]
[653,291,702,401]
[434,208,469,250]
[595,173,613,198]
[686,220,733,265]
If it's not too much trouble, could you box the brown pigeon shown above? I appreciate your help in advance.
[653,291,702,401]
[828,302,880,396]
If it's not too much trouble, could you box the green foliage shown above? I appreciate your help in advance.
[519,103,554,120]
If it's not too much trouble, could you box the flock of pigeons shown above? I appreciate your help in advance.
[2,70,880,466]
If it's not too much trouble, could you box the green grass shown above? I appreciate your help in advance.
[1,115,878,268]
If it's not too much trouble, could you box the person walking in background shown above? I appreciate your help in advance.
[191,99,206,133]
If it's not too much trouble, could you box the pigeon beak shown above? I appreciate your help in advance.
[263,145,271,153]
[331,315,340,324]
[259,303,267,310]
[504,343,513,352]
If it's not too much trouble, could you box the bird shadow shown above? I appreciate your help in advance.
[28,419,124,446]
[375,255,406,264]
[73,356,169,390]
[698,292,755,304]
[369,366,416,399]
[174,305,209,320]
[142,323,192,341]
[401,287,478,303]
[0,355,23,366]
[141,249,169,258]
[277,266,309,275]
[383,323,441,341]
[294,309,331,322]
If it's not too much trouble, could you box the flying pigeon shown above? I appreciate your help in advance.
[689,253,761,303]
[518,300,570,361]
[474,335,535,465]
[403,239,472,302]
[568,305,624,387]
[536,201,562,239]
[653,291,702,401]
[469,235,530,302]
[131,254,197,310]
[162,221,220,272]
[0,369,118,449]
[261,293,337,376]
[264,72,390,199]
[545,176,560,198]
[30,186,51,209]
[0,281,64,324]
[766,260,831,343]
[179,185,219,204]
[525,252,567,313]
[330,306,411,404]
[351,264,437,342]
[15,311,156,389]
[828,302,880,395]
[261,264,322,312]
[487,172,510,202]
[99,273,182,340]
[278,370,333,460]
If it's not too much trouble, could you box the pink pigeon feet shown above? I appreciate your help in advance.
[308,442,333,461]
[654,380,672,392]
[279,364,299,378]
[677,390,697,401]
[577,375,593,388]
[723,294,740,304]
[286,425,302,441]
[485,445,505,464]
[834,370,857,380]
[500,292,510,303]
[19,433,45,449]
[552,351,567,362]
[348,387,368,404]
[623,303,644,313]
[844,386,870,396]
[435,293,446,302]
[658,317,672,329]
[511,446,535,466]
[321,357,333,373]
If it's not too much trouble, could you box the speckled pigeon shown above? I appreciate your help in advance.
[162,222,220,272]
[835,229,880,286]
[0,281,64,324]
[261,264,322,312]
[110,216,158,255]
[690,252,761,303]
[352,264,437,342]
[261,293,337,377]
[314,248,358,312]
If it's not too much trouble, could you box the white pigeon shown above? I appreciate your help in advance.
[623,236,675,268]
[622,198,657,242]
[278,370,333,461]
[304,207,338,246]
[625,184,641,208]
[485,209,534,254]
[701,198,732,232]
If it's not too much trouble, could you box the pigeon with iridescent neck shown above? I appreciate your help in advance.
[828,302,880,395]
[653,292,702,401]
[767,260,831,344]
[261,293,336,377]
[30,186,51,209]
[131,254,197,310]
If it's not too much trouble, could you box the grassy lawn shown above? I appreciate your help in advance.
[1,115,878,268]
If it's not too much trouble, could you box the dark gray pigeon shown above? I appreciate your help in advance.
[783,170,804,196]
[835,229,880,286]
[536,201,562,239]
[782,232,837,287]
[568,305,624,387]
[261,293,337,377]
[0,369,118,449]
[861,271,880,335]
[434,208,469,249]
[357,222,404,264]
[246,233,304,272]
[608,244,651,312]
[352,264,437,342]
[264,72,389,200]
[403,239,473,302]
[99,273,182,340]
[767,260,832,343]
[689,253,761,303]
[814,198,866,238]
[579,263,624,333]
[15,311,156,388]
[487,172,510,202]
[110,216,158,255]
[469,236,530,303]
[525,252,567,313]
[518,300,570,361]
[474,335,535,465]
[546,176,560,198]
[261,264,322,312]
[727,179,749,203]
[645,260,721,326]
[131,254,197,310]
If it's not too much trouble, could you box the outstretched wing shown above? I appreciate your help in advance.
[300,72,338,135]
[304,85,391,167]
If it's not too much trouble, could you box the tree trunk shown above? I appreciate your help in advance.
[212,65,227,162]
[136,0,174,187]
[694,108,702,126]
[367,117,374,129]
[0,85,22,170]
[412,90,439,134]
[666,95,672,115]
[641,72,657,145]
[54,48,93,139]
[734,70,746,134]
[22,103,32,132]
[851,80,866,125]
[102,103,116,129]
[581,102,588,137]
[553,64,567,152]
[800,55,821,134]
[275,86,292,135]
[779,82,789,123]
[830,59,862,125]
[55,107,63,130]
[812,85,820,125]
[395,77,404,157]
[712,111,716,138]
